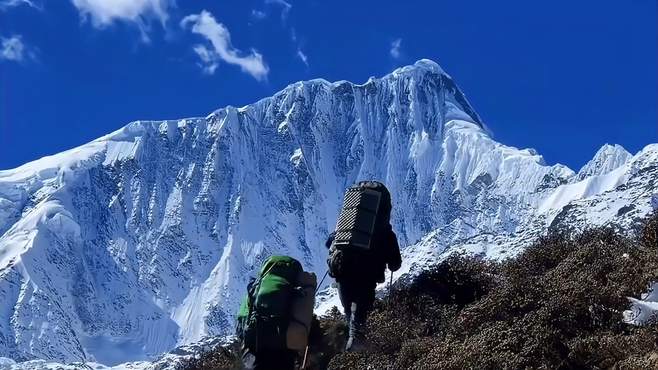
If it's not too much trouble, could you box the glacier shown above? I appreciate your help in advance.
[0,59,656,366]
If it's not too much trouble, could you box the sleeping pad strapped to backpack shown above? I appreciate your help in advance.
[328,181,392,280]
[237,255,317,352]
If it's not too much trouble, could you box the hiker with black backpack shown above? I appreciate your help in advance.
[326,180,402,352]
[236,255,317,370]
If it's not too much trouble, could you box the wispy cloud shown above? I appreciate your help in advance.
[250,9,266,21]
[1,36,25,61]
[70,0,173,41]
[265,0,291,23]
[181,10,269,81]
[255,2,303,68]
[0,35,35,63]
[297,48,308,67]
[390,38,402,59]
[192,45,218,74]
[0,0,41,11]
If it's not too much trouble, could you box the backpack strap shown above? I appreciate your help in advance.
[246,261,277,312]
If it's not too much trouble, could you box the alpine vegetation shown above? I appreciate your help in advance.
[181,213,658,370]
[328,213,658,370]
[0,60,656,366]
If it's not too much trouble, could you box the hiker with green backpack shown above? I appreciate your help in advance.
[326,180,402,352]
[236,255,317,370]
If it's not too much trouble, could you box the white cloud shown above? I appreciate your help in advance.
[297,49,308,67]
[251,9,266,21]
[181,10,269,81]
[0,35,32,62]
[265,0,291,22]
[192,45,218,74]
[70,0,173,37]
[0,0,42,11]
[390,38,402,59]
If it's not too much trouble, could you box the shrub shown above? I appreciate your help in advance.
[330,213,658,370]
[181,341,241,370]
[183,213,658,369]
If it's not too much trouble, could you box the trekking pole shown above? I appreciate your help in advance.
[302,345,310,369]
[298,271,327,370]
[388,270,393,304]
[315,270,329,294]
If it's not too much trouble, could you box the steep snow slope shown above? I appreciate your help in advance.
[0,60,656,365]
[394,144,657,276]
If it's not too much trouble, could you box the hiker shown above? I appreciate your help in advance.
[237,255,317,370]
[326,180,402,352]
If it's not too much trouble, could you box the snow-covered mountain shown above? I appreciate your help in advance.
[575,144,633,181]
[0,60,655,366]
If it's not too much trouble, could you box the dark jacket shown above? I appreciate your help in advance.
[326,225,401,283]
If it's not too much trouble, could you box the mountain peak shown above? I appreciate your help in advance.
[394,58,447,76]
[576,143,632,180]
[265,59,483,129]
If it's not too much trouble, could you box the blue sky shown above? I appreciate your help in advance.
[0,0,656,171]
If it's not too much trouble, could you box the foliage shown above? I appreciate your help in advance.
[183,213,658,370]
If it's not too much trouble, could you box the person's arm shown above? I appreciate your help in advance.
[325,231,336,249]
[386,227,402,272]
[325,231,337,278]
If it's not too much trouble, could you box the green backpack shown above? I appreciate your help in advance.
[237,255,303,351]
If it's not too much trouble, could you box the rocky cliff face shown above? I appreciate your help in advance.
[0,60,655,365]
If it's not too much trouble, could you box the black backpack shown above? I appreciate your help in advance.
[327,181,392,279]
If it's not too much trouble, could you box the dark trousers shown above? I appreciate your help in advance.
[241,348,297,370]
[337,280,377,340]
